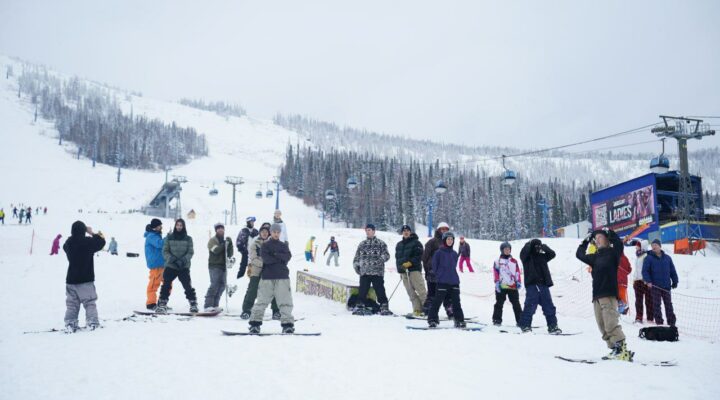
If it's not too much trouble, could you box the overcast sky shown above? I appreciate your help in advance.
[1,0,719,152]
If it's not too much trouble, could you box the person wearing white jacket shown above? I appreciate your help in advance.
[632,240,653,323]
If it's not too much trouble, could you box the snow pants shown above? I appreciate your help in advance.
[64,282,98,327]
[358,275,388,305]
[651,287,676,327]
[242,275,279,314]
[204,267,227,309]
[251,279,294,325]
[492,288,522,325]
[428,283,464,323]
[423,280,452,317]
[519,284,558,328]
[146,267,165,306]
[593,296,626,348]
[401,271,427,313]
[159,268,196,302]
[633,280,654,322]
[326,251,339,266]
[458,256,474,272]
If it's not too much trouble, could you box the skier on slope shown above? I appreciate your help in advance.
[249,223,295,334]
[144,218,165,310]
[518,238,562,334]
[576,229,633,361]
[492,242,523,327]
[0,208,5,225]
[50,234,62,255]
[62,221,106,333]
[18,208,25,224]
[394,225,427,316]
[457,236,474,273]
[422,222,453,318]
[157,219,198,314]
[25,207,32,224]
[107,237,118,255]
[204,223,234,312]
[323,236,340,267]
[427,231,466,328]
[352,223,392,316]
[240,224,280,320]
[236,216,258,278]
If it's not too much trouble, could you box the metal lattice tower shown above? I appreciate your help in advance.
[172,175,188,219]
[652,116,715,255]
[225,176,244,225]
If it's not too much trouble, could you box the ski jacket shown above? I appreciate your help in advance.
[305,239,315,252]
[144,231,165,269]
[108,239,118,253]
[248,236,267,277]
[642,251,679,290]
[520,239,556,287]
[324,240,339,255]
[236,226,259,257]
[163,231,194,270]
[422,229,443,282]
[432,245,460,285]
[208,235,234,269]
[63,224,106,284]
[353,237,390,276]
[617,254,632,287]
[575,230,623,300]
[458,241,471,257]
[633,251,647,281]
[395,233,424,273]
[260,238,292,280]
[51,235,62,253]
[493,254,522,289]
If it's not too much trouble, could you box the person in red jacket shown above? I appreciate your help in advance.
[617,253,632,315]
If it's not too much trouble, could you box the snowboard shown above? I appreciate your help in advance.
[133,310,221,317]
[555,355,677,367]
[404,314,477,321]
[221,330,321,337]
[23,325,102,334]
[500,329,581,336]
[221,315,305,322]
[406,326,483,332]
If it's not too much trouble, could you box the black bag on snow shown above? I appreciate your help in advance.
[639,326,679,342]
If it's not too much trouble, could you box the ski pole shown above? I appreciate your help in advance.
[388,277,403,301]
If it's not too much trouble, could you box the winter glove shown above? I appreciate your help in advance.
[174,259,185,269]
[516,282,522,290]
[495,281,501,293]
[671,283,678,289]
[402,261,412,268]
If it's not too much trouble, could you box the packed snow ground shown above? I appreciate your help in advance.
[1,66,719,400]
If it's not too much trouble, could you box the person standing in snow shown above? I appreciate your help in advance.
[13,207,18,218]
[305,236,316,262]
[617,253,632,314]
[272,209,289,244]
[25,207,32,224]
[240,225,280,320]
[323,236,340,266]
[62,221,106,333]
[642,239,679,327]
[18,208,25,224]
[427,231,466,328]
[576,229,633,361]
[518,238,562,334]
[249,223,295,334]
[395,225,427,316]
[204,223,234,312]
[422,222,453,318]
[0,208,5,225]
[352,224,392,316]
[107,237,118,255]
[236,216,258,278]
[144,218,165,310]
[457,236,474,273]
[44,207,48,215]
[492,242,523,326]
[157,219,198,314]
[50,234,62,255]
[632,240,653,323]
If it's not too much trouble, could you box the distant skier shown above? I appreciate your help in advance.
[236,216,258,278]
[204,223,234,312]
[576,229,633,361]
[144,218,165,310]
[492,242,523,326]
[352,224,392,316]
[44,207,48,215]
[240,224,280,320]
[427,231,465,328]
[107,237,118,255]
[62,221,106,333]
[18,208,25,224]
[25,207,32,224]
[457,236,474,273]
[642,239,678,327]
[12,207,18,218]
[0,208,4,225]
[394,225,427,316]
[157,219,198,314]
[323,236,340,266]
[422,222,453,318]
[249,223,295,334]
[518,238,562,334]
[305,236,316,262]
[272,209,289,244]
[632,240,653,323]
[50,234,62,255]
[617,253,632,314]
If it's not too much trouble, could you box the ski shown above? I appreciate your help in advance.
[133,310,221,317]
[221,330,321,337]
[406,326,483,332]
[555,356,677,367]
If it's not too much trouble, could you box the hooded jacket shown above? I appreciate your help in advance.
[63,221,106,284]
[144,230,165,269]
[520,239,556,287]
[432,245,460,285]
[260,237,292,279]
[208,235,234,268]
[494,254,522,289]
[395,233,424,273]
[422,229,443,282]
[162,220,194,270]
[576,231,623,300]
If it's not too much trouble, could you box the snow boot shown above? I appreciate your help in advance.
[548,325,563,335]
[240,311,251,320]
[155,300,169,314]
[282,323,295,334]
[603,340,634,362]
[272,312,282,320]
[248,321,262,334]
[146,303,157,311]
[64,323,78,334]
[88,323,100,331]
[352,304,370,316]
[492,319,502,327]
[428,320,439,328]
[520,326,532,333]
[379,303,393,316]
[189,300,199,313]
[413,310,424,317]
[455,320,467,329]
[204,307,217,313]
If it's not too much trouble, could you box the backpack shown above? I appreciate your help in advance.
[639,326,679,342]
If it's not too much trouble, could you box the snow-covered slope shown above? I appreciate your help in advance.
[1,60,719,400]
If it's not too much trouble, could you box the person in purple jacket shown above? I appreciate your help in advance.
[427,231,466,328]
[642,239,679,327]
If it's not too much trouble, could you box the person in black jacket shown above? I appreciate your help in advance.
[577,229,633,361]
[518,239,562,334]
[62,220,106,333]
[421,222,453,317]
[395,225,427,316]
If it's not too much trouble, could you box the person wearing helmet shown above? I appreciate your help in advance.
[421,222,453,318]
[427,231,465,328]
[492,242,523,326]
[236,216,258,278]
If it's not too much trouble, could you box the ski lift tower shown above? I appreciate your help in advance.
[225,176,244,225]
[652,115,715,255]
[172,175,188,218]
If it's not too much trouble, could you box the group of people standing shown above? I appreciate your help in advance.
[1,205,47,225]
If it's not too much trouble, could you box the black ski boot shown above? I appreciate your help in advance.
[282,323,295,334]
[240,311,251,320]
[64,323,79,334]
[248,321,262,334]
[455,320,467,329]
[492,319,502,327]
[379,303,393,316]
[520,326,532,333]
[428,320,439,328]
[548,325,563,335]
[146,303,157,311]
[189,300,199,313]
[155,299,169,314]
[352,304,369,316]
